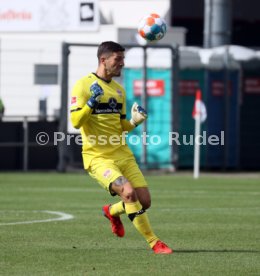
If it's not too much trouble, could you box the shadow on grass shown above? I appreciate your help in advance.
[175,249,260,253]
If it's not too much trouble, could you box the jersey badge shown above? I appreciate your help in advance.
[103,169,112,178]
[116,89,122,97]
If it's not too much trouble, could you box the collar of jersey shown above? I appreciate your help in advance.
[92,73,112,84]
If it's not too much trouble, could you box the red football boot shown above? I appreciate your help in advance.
[152,240,173,254]
[102,204,125,238]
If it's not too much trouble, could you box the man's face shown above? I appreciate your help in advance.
[103,52,125,77]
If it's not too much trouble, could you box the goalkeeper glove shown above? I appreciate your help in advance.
[87,81,104,108]
[130,102,148,127]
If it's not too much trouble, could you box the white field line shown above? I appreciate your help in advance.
[0,211,74,226]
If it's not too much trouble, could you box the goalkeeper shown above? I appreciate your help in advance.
[70,41,172,254]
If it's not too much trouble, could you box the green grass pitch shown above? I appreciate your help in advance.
[0,172,260,275]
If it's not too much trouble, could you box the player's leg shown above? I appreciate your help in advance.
[119,158,151,209]
[135,187,151,210]
[111,177,160,249]
[117,158,173,254]
[109,200,125,216]
[87,159,125,237]
[109,184,151,216]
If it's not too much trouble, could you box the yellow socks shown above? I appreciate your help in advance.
[109,201,125,217]
[109,200,159,248]
[125,201,159,248]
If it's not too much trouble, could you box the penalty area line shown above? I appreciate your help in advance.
[0,211,74,226]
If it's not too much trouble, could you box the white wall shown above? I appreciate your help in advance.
[0,26,117,118]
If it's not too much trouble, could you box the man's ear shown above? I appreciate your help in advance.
[99,57,106,64]
[99,56,106,65]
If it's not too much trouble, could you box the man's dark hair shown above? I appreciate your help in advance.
[97,41,125,60]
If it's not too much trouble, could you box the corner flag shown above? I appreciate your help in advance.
[192,89,207,122]
[192,89,207,179]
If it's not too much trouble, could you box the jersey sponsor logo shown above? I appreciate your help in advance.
[71,96,77,106]
[92,102,122,115]
[108,97,117,109]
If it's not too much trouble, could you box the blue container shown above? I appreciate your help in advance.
[123,68,173,169]
[240,60,260,169]
[206,70,240,168]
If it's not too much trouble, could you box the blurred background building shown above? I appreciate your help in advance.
[172,0,260,47]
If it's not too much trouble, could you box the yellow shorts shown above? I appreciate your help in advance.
[87,157,148,196]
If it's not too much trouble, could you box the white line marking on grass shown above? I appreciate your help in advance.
[0,211,74,226]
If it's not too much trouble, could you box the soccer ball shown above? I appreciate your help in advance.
[138,13,167,42]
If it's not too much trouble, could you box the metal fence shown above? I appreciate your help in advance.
[1,43,260,171]
[0,116,58,171]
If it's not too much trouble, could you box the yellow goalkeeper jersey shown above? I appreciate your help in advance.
[70,73,135,169]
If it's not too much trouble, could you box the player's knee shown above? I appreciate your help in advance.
[123,186,137,201]
[119,183,137,202]
[111,176,136,200]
